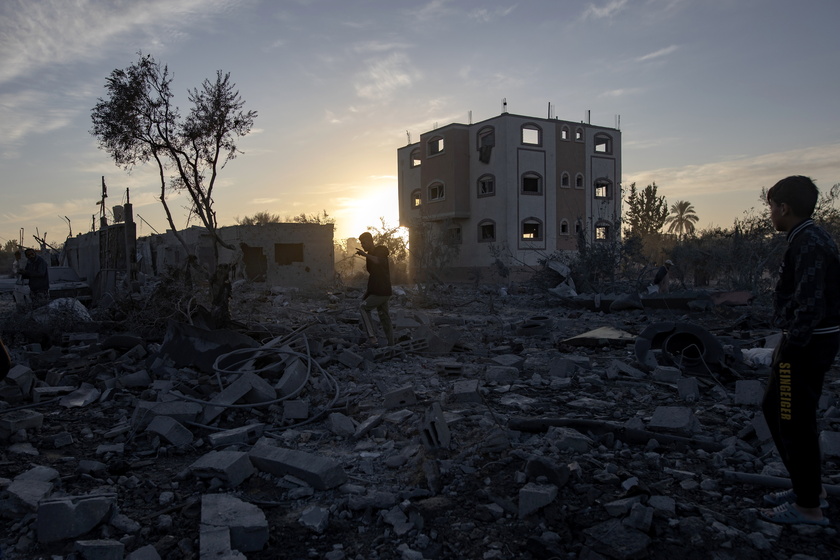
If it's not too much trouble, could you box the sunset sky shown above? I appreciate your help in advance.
[1,0,839,250]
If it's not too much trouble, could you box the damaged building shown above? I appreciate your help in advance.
[62,198,335,304]
[398,111,621,281]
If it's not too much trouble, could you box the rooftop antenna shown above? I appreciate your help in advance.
[586,109,591,124]
[502,98,508,113]
[60,215,72,237]
[548,102,554,119]
[469,110,472,125]
[406,130,411,144]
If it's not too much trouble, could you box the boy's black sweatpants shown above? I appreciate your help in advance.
[762,333,839,508]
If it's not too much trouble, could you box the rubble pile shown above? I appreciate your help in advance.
[2,285,840,560]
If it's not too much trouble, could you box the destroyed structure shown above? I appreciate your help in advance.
[2,274,840,559]
[398,111,621,281]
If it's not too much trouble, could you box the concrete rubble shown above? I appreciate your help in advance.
[1,282,839,560]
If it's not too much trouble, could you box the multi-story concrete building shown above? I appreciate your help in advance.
[397,111,621,280]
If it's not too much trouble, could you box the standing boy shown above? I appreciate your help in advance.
[759,176,840,525]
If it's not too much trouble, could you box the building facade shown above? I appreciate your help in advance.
[397,112,621,280]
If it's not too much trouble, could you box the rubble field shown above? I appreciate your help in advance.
[1,282,840,560]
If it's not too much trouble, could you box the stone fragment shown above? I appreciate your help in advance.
[131,401,202,430]
[518,483,557,518]
[337,350,364,368]
[623,503,654,532]
[353,414,383,439]
[118,369,152,389]
[819,431,840,458]
[677,377,700,401]
[607,360,646,379]
[383,385,417,409]
[491,354,525,371]
[420,401,450,450]
[0,409,44,436]
[652,366,681,383]
[75,539,125,560]
[283,399,309,421]
[648,495,676,515]
[603,496,643,517]
[249,439,347,490]
[275,357,308,397]
[32,386,77,403]
[648,406,700,435]
[299,505,330,533]
[584,518,650,560]
[59,383,101,408]
[200,524,246,560]
[37,493,117,543]
[201,372,276,424]
[6,364,35,396]
[6,479,54,512]
[327,412,356,437]
[206,424,265,448]
[435,361,463,376]
[190,451,255,487]
[146,416,194,447]
[485,366,519,384]
[126,544,162,560]
[452,379,481,404]
[547,426,594,453]
[201,493,268,553]
[524,456,570,487]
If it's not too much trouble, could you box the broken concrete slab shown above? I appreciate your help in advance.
[519,483,558,518]
[383,385,417,409]
[420,401,451,450]
[157,320,260,374]
[189,451,255,487]
[131,400,203,429]
[206,423,265,448]
[59,383,101,408]
[37,493,117,543]
[201,493,268,553]
[146,415,194,447]
[75,539,125,560]
[735,379,764,406]
[563,326,636,348]
[648,406,700,435]
[249,439,346,490]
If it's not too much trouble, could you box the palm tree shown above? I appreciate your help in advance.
[665,200,699,239]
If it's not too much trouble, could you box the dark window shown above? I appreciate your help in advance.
[478,127,494,163]
[428,136,444,156]
[275,243,304,265]
[446,227,462,245]
[478,175,495,197]
[522,173,542,194]
[410,149,421,168]
[594,133,612,154]
[522,220,543,241]
[478,220,496,242]
[575,174,584,188]
[561,172,570,188]
[561,221,569,234]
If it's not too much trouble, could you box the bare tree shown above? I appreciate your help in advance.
[90,53,257,325]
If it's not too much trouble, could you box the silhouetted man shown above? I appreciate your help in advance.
[21,248,50,308]
[357,232,394,347]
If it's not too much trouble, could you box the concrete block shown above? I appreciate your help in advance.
[485,366,519,385]
[0,384,23,404]
[452,379,482,403]
[298,505,330,533]
[383,385,417,409]
[7,479,54,512]
[608,360,646,379]
[118,369,153,389]
[131,400,202,430]
[201,372,275,424]
[648,495,676,515]
[126,544,162,560]
[546,426,594,453]
[16,465,60,483]
[491,354,525,371]
[202,493,268,553]
[206,424,265,448]
[677,377,700,401]
[603,495,643,516]
[525,456,570,487]
[623,503,654,532]
[146,415,194,447]
[584,519,650,560]
[96,443,125,456]
[32,386,76,403]
[275,357,308,397]
[648,406,700,435]
[249,439,347,490]
[75,539,125,560]
[200,524,246,560]
[59,383,101,408]
[820,431,840,458]
[37,493,117,543]
[6,364,35,396]
[327,412,356,437]
[0,409,44,433]
[190,451,255,487]
[735,379,764,406]
[652,366,682,383]
[283,400,309,421]
[353,414,383,439]
[420,402,451,450]
[337,350,364,368]
[518,483,558,518]
[435,361,464,376]
[752,411,773,442]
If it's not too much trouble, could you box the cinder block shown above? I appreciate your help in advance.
[648,406,700,435]
[7,479,54,512]
[32,386,76,403]
[202,493,268,553]
[242,372,277,404]
[6,364,35,396]
[118,369,152,389]
[518,483,558,518]
[126,544,162,560]
[131,400,202,430]
[735,379,764,406]
[275,358,308,397]
[75,539,125,560]
[0,409,44,436]
[608,360,646,379]
[190,451,255,487]
[383,385,417,409]
[353,414,383,439]
[337,350,364,368]
[202,373,275,424]
[452,379,482,404]
[623,503,654,532]
[200,524,246,560]
[206,424,265,448]
[327,413,356,437]
[59,383,101,408]
[420,402,450,450]
[820,431,840,458]
[146,416,194,447]
[548,359,577,378]
[37,493,117,543]
[249,439,347,490]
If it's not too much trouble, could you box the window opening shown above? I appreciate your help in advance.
[594,133,612,154]
[410,149,421,168]
[521,124,541,145]
[596,224,610,241]
[522,173,542,194]
[478,127,495,163]
[575,174,584,188]
[595,178,610,198]
[428,136,444,156]
[478,175,495,197]
[428,182,445,201]
[561,172,570,188]
[411,189,421,208]
[575,127,584,141]
[275,243,304,265]
[561,126,569,140]
[522,219,542,241]
[478,220,496,242]
[561,221,569,234]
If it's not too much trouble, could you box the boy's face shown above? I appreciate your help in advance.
[768,199,791,232]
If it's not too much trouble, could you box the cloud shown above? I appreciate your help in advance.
[467,4,518,23]
[354,53,416,101]
[409,0,453,21]
[353,40,412,54]
[581,0,629,20]
[636,45,679,62]
[599,88,644,98]
[625,143,840,199]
